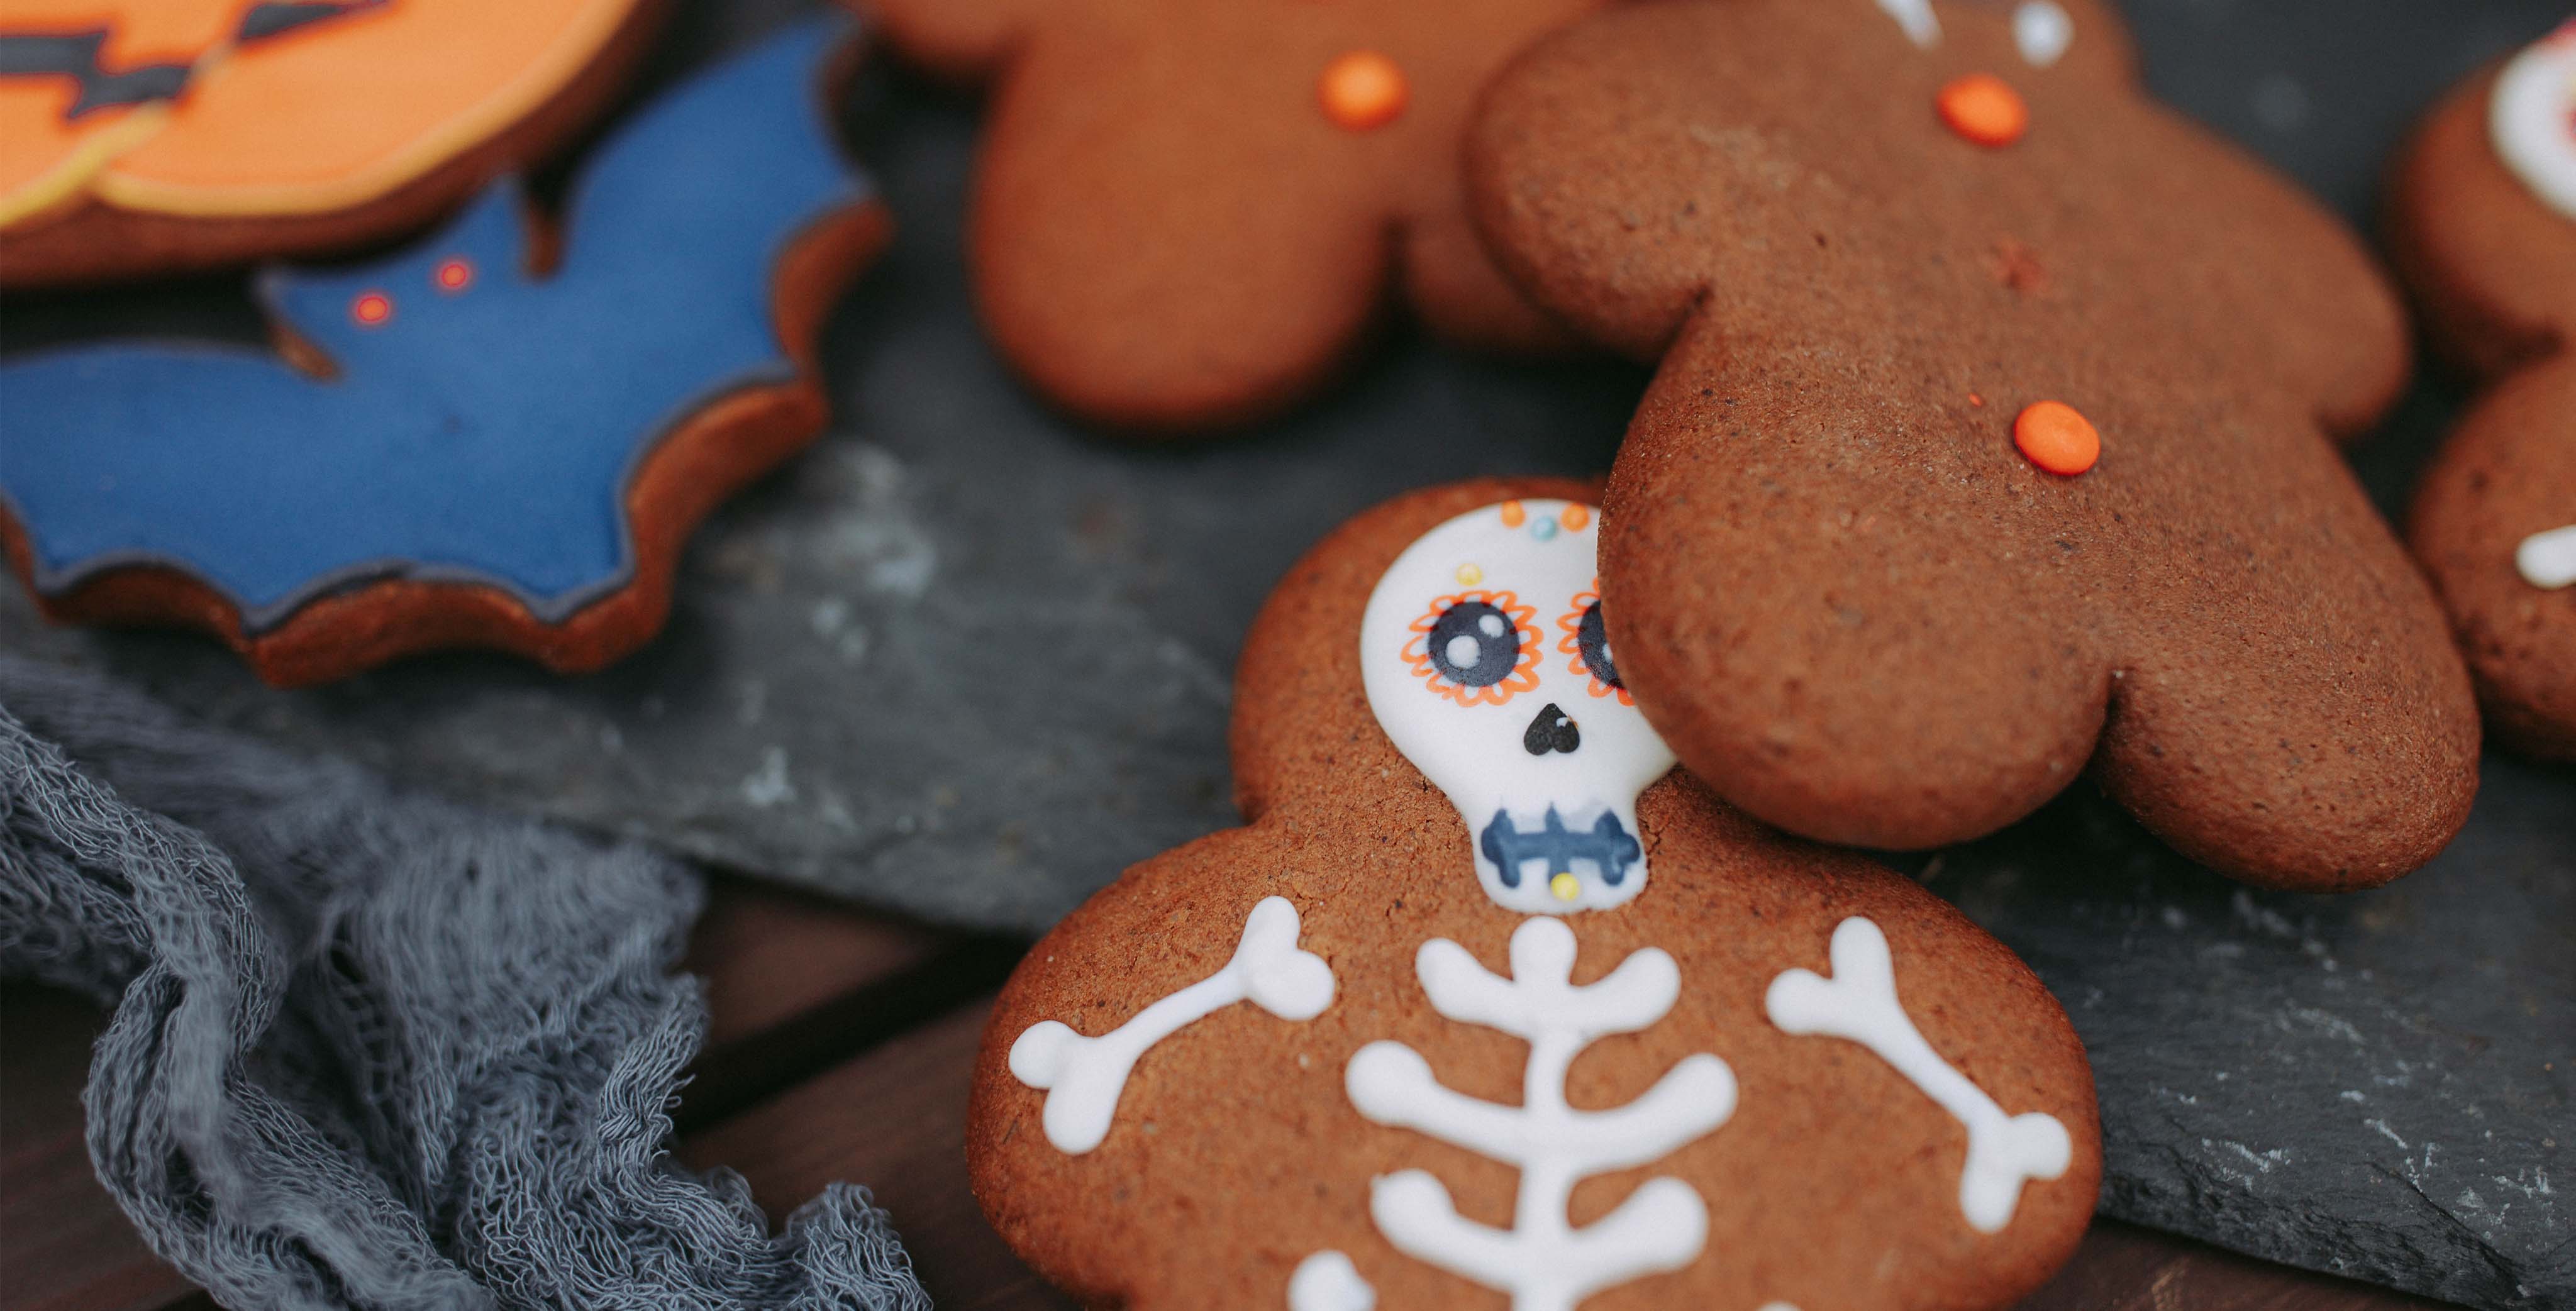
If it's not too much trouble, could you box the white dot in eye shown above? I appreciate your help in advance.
[1445,635,1482,668]
[1478,614,1506,638]
[1599,641,1614,667]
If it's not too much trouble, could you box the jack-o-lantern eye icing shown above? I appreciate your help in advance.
[1404,592,1543,706]
[1559,584,1630,704]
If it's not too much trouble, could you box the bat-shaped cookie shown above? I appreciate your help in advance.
[0,15,888,686]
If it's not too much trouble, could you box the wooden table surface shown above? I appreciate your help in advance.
[1,877,2465,1311]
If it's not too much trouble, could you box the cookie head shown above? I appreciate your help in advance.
[2389,25,2576,761]
[1359,498,1675,914]
[1466,0,2477,889]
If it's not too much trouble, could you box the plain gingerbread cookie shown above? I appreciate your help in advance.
[857,0,1600,432]
[969,482,2100,1311]
[1464,0,2479,890]
[2387,24,2576,761]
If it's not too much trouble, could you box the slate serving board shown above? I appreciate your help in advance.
[2,0,2568,1305]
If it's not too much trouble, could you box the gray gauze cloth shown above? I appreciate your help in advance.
[0,655,929,1310]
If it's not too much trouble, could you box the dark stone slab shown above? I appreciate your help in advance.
[1,0,2568,1305]
[1935,763,2572,1310]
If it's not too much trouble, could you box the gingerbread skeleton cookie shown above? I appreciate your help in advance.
[969,483,2099,1310]
[858,0,1600,431]
[1464,0,2480,889]
[0,0,661,287]
[2387,23,2576,761]
[0,16,887,686]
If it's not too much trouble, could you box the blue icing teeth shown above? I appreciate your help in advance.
[1479,807,1643,889]
[0,16,873,632]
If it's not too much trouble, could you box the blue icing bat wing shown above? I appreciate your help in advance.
[0,16,869,629]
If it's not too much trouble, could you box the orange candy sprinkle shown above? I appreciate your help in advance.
[351,292,392,326]
[1319,50,1407,131]
[1938,74,2029,147]
[2014,401,2099,476]
[1560,504,1591,531]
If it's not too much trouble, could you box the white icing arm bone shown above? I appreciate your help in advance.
[1765,917,2072,1233]
[1011,896,1333,1154]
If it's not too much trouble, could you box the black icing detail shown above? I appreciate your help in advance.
[236,1,384,44]
[1479,807,1641,889]
[1426,599,1522,689]
[1574,599,1623,690]
[0,2,384,120]
[0,33,187,118]
[1523,702,1579,756]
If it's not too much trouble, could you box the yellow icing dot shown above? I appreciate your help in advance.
[1456,563,1483,585]
[1550,872,1581,902]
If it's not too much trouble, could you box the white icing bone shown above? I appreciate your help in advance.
[2517,525,2576,590]
[1345,917,1737,1311]
[1288,1251,1377,1311]
[1765,917,2072,1232]
[1011,896,1333,1154]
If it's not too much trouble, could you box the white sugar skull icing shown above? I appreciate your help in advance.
[2492,22,2576,221]
[1359,500,1677,914]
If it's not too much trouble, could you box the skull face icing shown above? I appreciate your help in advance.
[1360,500,1676,914]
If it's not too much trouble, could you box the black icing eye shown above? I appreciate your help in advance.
[1428,600,1523,688]
[1574,601,1621,690]
[1558,585,1630,703]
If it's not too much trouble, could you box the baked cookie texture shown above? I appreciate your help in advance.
[1465,0,2479,890]
[969,481,2099,1311]
[2386,32,2576,761]
[857,0,1596,433]
[0,17,887,687]
[0,0,663,287]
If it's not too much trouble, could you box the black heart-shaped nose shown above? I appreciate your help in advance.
[1523,703,1580,756]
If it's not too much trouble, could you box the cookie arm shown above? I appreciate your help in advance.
[858,0,1044,82]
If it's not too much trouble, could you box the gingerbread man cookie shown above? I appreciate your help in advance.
[858,0,1599,431]
[1464,0,2480,889]
[0,16,887,686]
[0,0,662,287]
[969,482,2100,1310]
[2387,23,2576,761]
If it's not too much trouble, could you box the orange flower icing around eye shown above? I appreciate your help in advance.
[2014,400,2100,476]
[1938,74,2029,147]
[1318,50,1407,132]
[1403,589,1543,707]
[1558,582,1631,704]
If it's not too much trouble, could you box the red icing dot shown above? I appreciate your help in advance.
[435,258,474,292]
[352,292,393,326]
